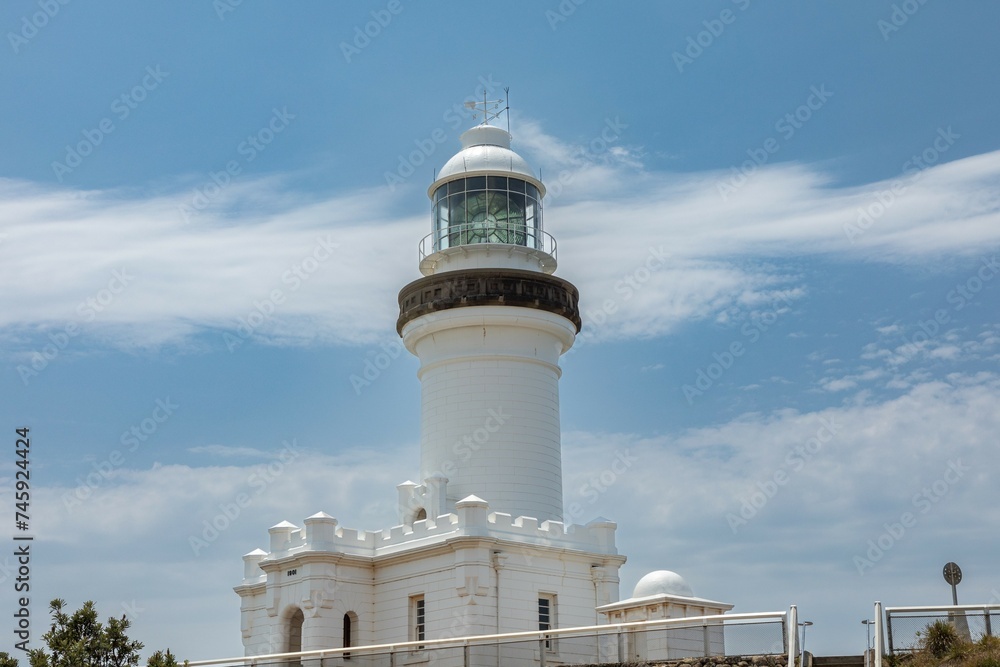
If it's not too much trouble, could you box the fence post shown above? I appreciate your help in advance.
[874,602,884,667]
[884,604,894,656]
[788,605,799,667]
[617,628,624,664]
[539,638,546,667]
[464,643,470,667]
[703,622,711,657]
[986,609,993,638]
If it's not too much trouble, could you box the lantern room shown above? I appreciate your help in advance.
[418,123,557,276]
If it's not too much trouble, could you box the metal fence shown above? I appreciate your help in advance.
[884,604,999,655]
[186,610,792,667]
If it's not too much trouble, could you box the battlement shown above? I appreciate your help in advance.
[245,495,617,582]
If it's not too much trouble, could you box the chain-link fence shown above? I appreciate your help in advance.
[886,607,998,654]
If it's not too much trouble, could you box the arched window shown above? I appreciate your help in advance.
[414,508,427,521]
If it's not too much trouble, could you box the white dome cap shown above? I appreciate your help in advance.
[429,124,545,198]
[632,570,695,598]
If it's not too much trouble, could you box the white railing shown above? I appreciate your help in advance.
[882,602,999,655]
[187,609,792,667]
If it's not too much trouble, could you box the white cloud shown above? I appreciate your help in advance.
[7,370,998,659]
[563,371,1000,655]
[186,444,288,459]
[3,130,1000,352]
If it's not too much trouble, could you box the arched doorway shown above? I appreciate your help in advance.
[287,608,304,667]
[343,611,358,660]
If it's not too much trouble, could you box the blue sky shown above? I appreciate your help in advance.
[2,0,999,660]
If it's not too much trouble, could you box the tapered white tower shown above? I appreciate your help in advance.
[236,110,627,660]
[397,121,580,523]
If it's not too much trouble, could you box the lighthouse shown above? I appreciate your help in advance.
[396,116,581,524]
[234,106,628,661]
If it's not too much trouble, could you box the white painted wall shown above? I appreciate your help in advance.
[236,497,624,662]
[401,307,576,523]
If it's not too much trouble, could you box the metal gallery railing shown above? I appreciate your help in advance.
[418,223,557,263]
[186,609,794,667]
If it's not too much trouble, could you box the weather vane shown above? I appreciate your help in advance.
[465,87,510,131]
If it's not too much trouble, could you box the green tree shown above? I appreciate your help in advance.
[26,598,142,667]
[145,650,181,667]
[2,601,180,667]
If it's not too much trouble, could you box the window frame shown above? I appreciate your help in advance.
[538,593,557,654]
[410,594,426,646]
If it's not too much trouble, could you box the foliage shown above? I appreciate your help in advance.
[18,599,179,667]
[145,651,182,667]
[921,619,961,658]
[911,620,1000,667]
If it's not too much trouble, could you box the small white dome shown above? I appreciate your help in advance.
[429,125,544,197]
[632,570,695,598]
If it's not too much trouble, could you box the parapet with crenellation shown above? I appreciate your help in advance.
[245,494,618,581]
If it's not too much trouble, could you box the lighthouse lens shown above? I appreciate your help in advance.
[432,177,541,251]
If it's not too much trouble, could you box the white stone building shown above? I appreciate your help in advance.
[235,111,730,664]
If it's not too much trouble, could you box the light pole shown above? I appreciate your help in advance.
[862,620,875,667]
[800,621,814,667]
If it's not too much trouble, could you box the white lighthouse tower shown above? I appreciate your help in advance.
[396,115,580,524]
[234,106,628,662]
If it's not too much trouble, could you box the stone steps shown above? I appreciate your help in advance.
[812,655,865,667]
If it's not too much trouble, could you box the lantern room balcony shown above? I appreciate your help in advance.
[417,223,558,276]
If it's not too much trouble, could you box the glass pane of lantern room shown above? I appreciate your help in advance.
[525,201,537,248]
[449,193,468,246]
[435,196,449,250]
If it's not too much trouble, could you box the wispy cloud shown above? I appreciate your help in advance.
[2,128,1000,351]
